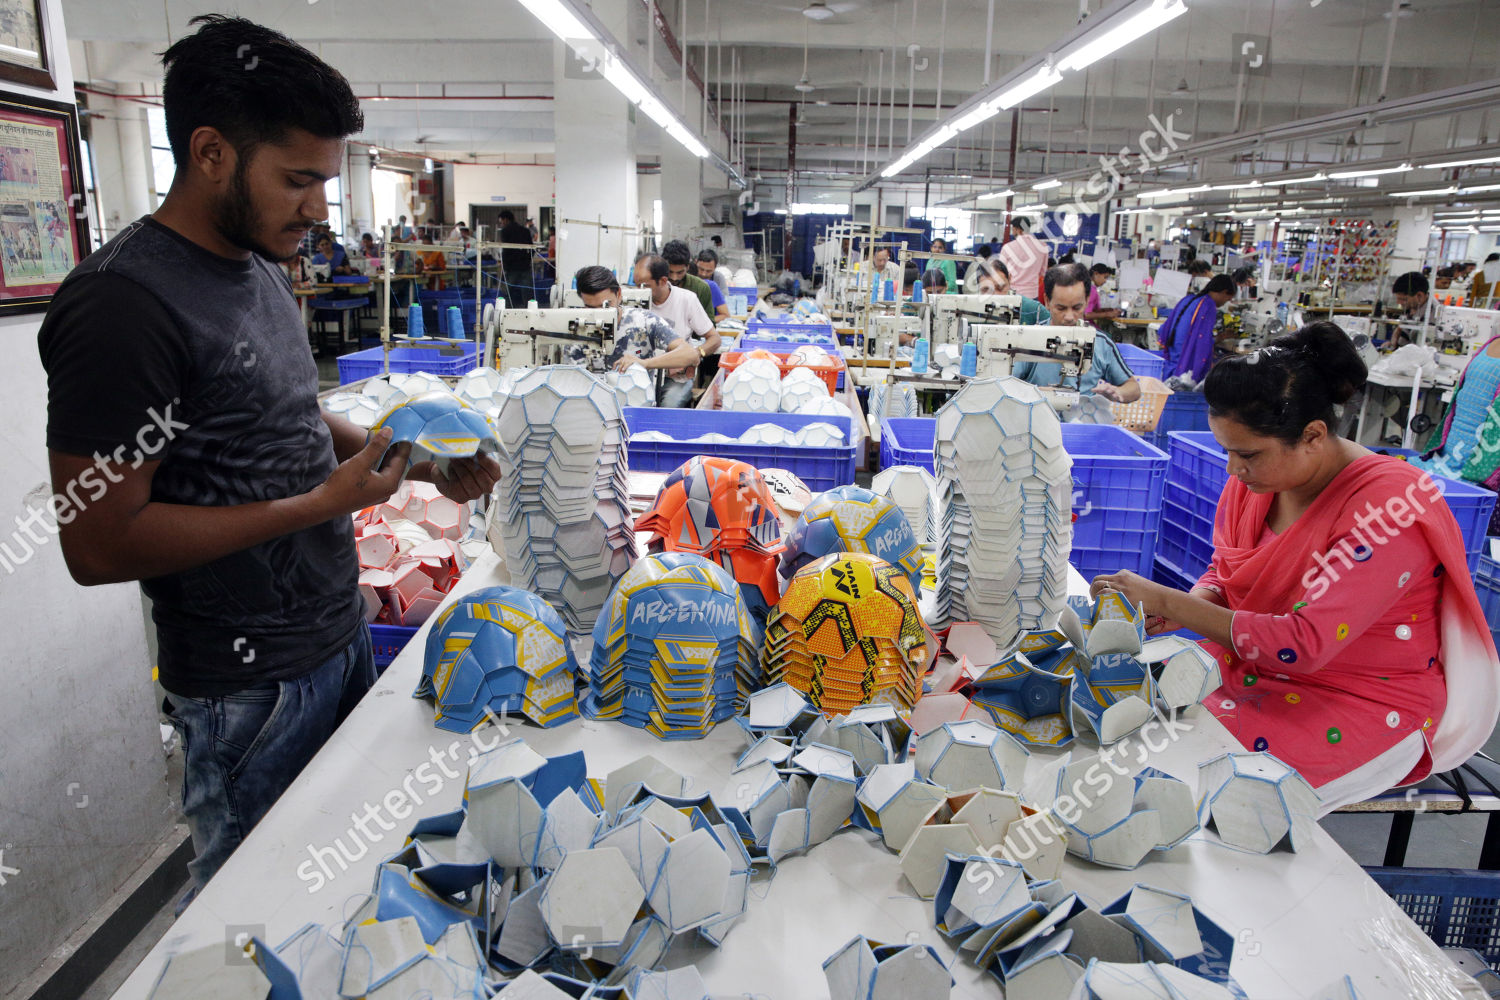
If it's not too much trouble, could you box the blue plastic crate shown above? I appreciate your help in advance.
[1365,867,1500,965]
[369,623,419,671]
[1156,499,1213,581]
[729,284,758,301]
[624,408,857,494]
[745,317,834,341]
[1063,425,1169,580]
[874,419,1166,578]
[737,335,844,357]
[1152,553,1201,591]
[1148,391,1211,450]
[1169,435,1496,576]
[1117,342,1166,381]
[880,417,936,473]
[1478,550,1500,645]
[336,344,478,385]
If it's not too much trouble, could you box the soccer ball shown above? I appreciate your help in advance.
[389,371,452,398]
[370,391,502,472]
[795,422,846,447]
[788,345,832,367]
[759,468,814,514]
[606,364,655,408]
[723,365,783,413]
[782,485,924,594]
[322,391,386,429]
[797,395,854,421]
[635,456,784,621]
[586,551,759,737]
[358,375,409,408]
[763,552,930,715]
[778,367,831,412]
[417,585,579,730]
[741,423,793,446]
[454,367,511,412]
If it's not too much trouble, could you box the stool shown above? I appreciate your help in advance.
[1335,753,1500,868]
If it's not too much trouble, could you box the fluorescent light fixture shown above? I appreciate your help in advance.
[978,189,1015,200]
[1327,163,1411,179]
[1426,154,1500,169]
[773,209,788,215]
[1057,0,1187,72]
[995,65,1062,110]
[1209,181,1261,191]
[953,101,1000,132]
[1022,203,1050,211]
[1032,178,1063,190]
[516,0,595,43]
[665,121,709,158]
[1257,173,1327,186]
[1139,185,1207,200]
[1461,183,1500,194]
[790,202,851,214]
[1389,186,1458,198]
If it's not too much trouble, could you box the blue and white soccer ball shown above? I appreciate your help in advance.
[781,485,923,590]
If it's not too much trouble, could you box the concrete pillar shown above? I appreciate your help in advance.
[87,96,154,240]
[1388,204,1434,277]
[346,148,375,243]
[658,136,702,240]
[554,37,640,282]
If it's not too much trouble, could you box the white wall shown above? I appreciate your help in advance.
[452,162,555,233]
[0,3,172,992]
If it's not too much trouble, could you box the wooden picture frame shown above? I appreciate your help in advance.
[0,90,89,313]
[0,1,53,92]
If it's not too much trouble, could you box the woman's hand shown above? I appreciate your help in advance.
[1089,569,1169,619]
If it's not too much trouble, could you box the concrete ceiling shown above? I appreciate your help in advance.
[62,0,1500,204]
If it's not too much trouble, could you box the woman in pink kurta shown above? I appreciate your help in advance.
[1093,323,1499,813]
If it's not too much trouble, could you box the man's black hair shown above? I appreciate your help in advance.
[1392,271,1429,295]
[161,14,363,167]
[660,239,692,267]
[1231,266,1255,285]
[1090,262,1115,276]
[1011,216,1032,232]
[697,248,718,264]
[575,265,619,296]
[498,210,515,223]
[1187,258,1214,277]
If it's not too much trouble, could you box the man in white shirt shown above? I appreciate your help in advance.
[999,216,1047,301]
[872,246,902,294]
[633,253,720,403]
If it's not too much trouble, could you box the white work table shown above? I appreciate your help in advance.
[111,550,1479,999]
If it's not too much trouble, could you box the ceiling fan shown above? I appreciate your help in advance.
[1325,0,1474,29]
[741,0,887,25]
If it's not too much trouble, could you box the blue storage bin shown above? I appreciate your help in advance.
[1365,867,1500,965]
[873,419,1166,579]
[880,417,936,473]
[1148,392,1211,450]
[737,335,843,357]
[336,344,479,385]
[623,408,857,494]
[746,317,834,340]
[1063,425,1168,580]
[1169,434,1496,576]
[1117,342,1166,382]
[1477,550,1500,645]
[368,623,419,671]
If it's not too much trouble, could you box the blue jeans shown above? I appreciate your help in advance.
[165,624,375,893]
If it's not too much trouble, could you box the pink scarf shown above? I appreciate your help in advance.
[1205,454,1499,774]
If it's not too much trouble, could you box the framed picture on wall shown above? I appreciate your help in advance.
[0,1,52,91]
[0,91,88,313]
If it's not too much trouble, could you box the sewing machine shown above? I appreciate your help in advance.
[558,285,652,309]
[498,307,619,371]
[971,322,1099,413]
[929,294,1025,347]
[869,314,924,359]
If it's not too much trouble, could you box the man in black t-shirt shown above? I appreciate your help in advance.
[498,209,533,305]
[37,16,499,895]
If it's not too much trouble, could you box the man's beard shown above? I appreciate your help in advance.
[213,160,290,263]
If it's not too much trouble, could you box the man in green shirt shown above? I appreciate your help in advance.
[662,239,728,321]
[974,258,1051,325]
